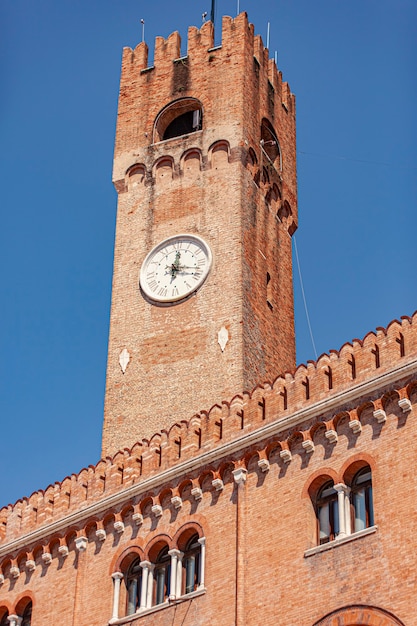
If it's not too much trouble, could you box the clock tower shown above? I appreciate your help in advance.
[102,13,298,455]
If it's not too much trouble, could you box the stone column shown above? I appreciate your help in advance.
[168,549,181,600]
[197,537,206,589]
[111,572,124,621]
[176,551,184,597]
[7,617,22,626]
[334,483,349,539]
[146,564,155,608]
[139,561,151,609]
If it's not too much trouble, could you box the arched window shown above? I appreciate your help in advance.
[260,118,282,171]
[21,602,32,626]
[163,110,201,140]
[316,481,339,544]
[0,611,9,626]
[125,558,142,616]
[153,98,203,143]
[351,466,374,532]
[183,533,201,594]
[153,546,170,605]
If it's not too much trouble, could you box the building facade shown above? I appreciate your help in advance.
[0,13,416,626]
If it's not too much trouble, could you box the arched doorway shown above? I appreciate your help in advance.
[313,605,405,626]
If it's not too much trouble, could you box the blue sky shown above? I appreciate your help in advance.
[1,0,416,508]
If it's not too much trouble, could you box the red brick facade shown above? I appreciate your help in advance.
[0,13,415,626]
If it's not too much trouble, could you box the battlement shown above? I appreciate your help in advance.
[121,14,288,92]
[114,12,295,175]
[1,312,416,548]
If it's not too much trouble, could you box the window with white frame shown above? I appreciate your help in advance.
[112,534,206,621]
[183,533,201,594]
[125,558,142,615]
[313,464,374,546]
[351,466,374,532]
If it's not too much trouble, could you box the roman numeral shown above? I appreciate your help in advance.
[148,279,158,292]
[158,287,167,297]
[172,286,179,297]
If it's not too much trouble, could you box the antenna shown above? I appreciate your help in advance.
[140,18,145,43]
[237,0,240,15]
[274,50,277,65]
[210,0,216,26]
[266,22,270,50]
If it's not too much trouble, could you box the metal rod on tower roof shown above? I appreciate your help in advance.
[237,0,240,15]
[266,22,270,50]
[140,19,145,43]
[210,0,215,26]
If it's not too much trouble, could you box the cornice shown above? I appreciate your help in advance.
[1,357,416,558]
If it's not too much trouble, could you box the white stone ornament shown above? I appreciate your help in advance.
[113,521,125,534]
[171,496,183,509]
[218,326,229,352]
[373,409,387,423]
[152,505,163,517]
[258,458,270,472]
[191,487,203,500]
[212,478,224,491]
[58,545,69,557]
[132,513,143,526]
[325,429,338,443]
[349,419,362,434]
[119,348,130,374]
[302,439,315,454]
[280,449,292,463]
[96,529,106,541]
[398,398,412,412]
[75,536,88,552]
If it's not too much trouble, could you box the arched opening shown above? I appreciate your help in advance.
[125,557,142,615]
[182,533,201,594]
[21,601,32,626]
[153,98,203,143]
[350,466,374,532]
[0,610,9,626]
[153,545,170,605]
[316,481,339,544]
[313,604,406,626]
[260,118,282,171]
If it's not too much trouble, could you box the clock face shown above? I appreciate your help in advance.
[139,234,212,303]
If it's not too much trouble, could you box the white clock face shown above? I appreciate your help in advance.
[139,234,212,303]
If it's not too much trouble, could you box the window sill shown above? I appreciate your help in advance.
[151,129,203,147]
[304,525,378,558]
[109,588,206,624]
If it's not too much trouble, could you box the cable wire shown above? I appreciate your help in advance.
[293,235,318,359]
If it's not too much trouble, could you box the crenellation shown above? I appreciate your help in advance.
[154,32,181,68]
[187,21,214,56]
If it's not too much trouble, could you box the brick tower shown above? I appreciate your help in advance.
[102,13,298,455]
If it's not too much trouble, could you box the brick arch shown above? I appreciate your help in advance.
[113,545,145,574]
[173,521,204,551]
[313,605,405,626]
[153,97,203,143]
